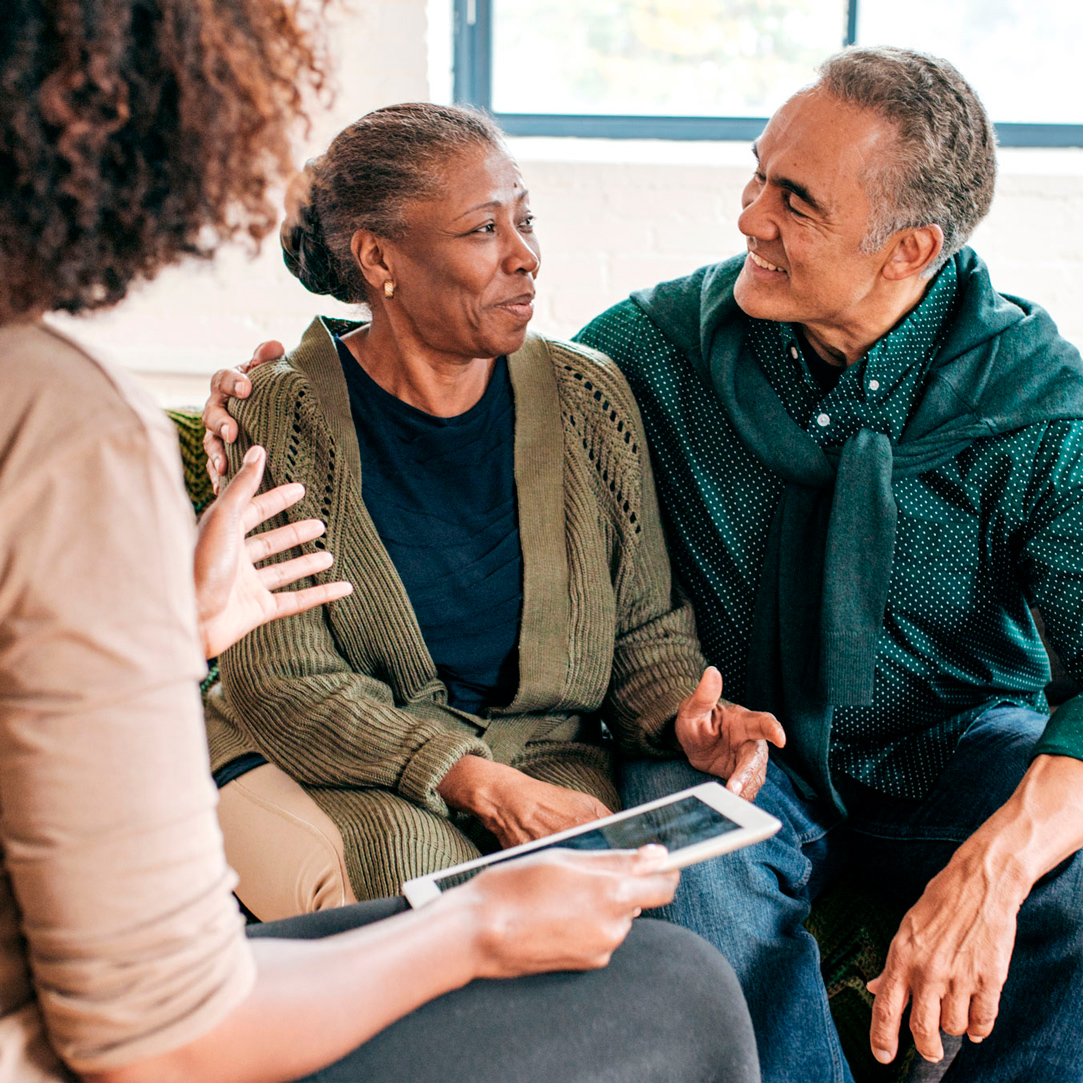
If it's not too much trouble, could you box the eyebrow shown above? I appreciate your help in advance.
[452,189,530,221]
[750,142,827,216]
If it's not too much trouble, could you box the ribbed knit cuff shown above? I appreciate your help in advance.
[399,731,493,815]
[1034,694,1083,762]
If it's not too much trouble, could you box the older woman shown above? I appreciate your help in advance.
[0,4,768,1082]
[206,103,783,912]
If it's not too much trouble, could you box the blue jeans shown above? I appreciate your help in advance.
[621,707,1083,1083]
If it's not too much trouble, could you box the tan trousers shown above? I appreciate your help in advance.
[216,764,357,921]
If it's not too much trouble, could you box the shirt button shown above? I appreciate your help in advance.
[790,346,799,359]
[817,413,831,427]
[868,379,881,391]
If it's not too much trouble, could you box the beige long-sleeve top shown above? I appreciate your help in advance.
[0,322,254,1080]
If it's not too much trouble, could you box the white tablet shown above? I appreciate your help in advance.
[401,780,781,907]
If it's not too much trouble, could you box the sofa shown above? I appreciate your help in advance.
[168,408,1073,1083]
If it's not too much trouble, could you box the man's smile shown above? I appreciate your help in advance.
[748,249,786,273]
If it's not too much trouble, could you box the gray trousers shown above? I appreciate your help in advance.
[250,899,759,1083]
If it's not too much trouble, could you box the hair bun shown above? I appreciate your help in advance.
[280,161,344,299]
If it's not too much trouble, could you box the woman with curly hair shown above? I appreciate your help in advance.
[0,4,759,1083]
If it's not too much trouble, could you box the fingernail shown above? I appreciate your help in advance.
[873,1049,892,1064]
[638,844,667,857]
[969,1036,983,1044]
[244,446,261,465]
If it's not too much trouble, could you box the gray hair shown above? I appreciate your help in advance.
[281,103,507,304]
[816,46,997,275]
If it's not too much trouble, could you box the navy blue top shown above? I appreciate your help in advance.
[335,336,522,715]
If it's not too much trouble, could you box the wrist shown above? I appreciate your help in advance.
[431,876,508,982]
[437,755,506,821]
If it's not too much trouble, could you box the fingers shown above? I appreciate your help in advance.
[725,740,768,799]
[258,549,335,591]
[241,483,308,535]
[270,579,353,620]
[748,709,787,749]
[685,666,723,713]
[869,968,909,1064]
[967,986,1001,1043]
[203,368,251,440]
[908,989,946,1063]
[245,340,286,372]
[209,445,267,519]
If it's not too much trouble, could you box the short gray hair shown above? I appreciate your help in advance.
[816,47,997,274]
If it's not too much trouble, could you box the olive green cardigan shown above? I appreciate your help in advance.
[205,319,705,882]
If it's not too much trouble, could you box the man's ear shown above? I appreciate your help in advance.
[881,224,944,281]
[350,229,394,295]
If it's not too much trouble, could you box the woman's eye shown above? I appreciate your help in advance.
[472,222,497,234]
[520,214,535,230]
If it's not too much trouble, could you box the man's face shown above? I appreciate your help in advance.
[733,88,898,338]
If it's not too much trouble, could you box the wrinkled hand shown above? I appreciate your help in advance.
[867,845,1023,1065]
[203,340,286,492]
[453,846,679,978]
[438,756,612,849]
[675,666,785,800]
[194,444,353,659]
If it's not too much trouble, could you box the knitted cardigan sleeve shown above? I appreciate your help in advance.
[216,362,491,818]
[553,341,706,755]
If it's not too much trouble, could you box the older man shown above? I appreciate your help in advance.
[576,46,1083,1083]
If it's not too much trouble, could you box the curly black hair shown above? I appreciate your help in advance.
[0,0,328,321]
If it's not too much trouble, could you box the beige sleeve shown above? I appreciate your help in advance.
[0,386,255,1072]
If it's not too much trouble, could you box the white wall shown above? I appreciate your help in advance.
[51,0,1083,406]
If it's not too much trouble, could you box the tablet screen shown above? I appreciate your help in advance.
[432,795,740,892]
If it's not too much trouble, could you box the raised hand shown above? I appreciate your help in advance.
[194,444,352,658]
[674,667,786,800]
[203,339,286,492]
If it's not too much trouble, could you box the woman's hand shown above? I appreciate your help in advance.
[438,756,612,848]
[448,846,679,979]
[194,444,352,658]
[675,666,786,800]
[203,340,286,492]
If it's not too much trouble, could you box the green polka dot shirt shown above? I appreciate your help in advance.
[577,261,1083,800]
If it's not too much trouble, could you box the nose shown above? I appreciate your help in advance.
[737,179,778,242]
[504,229,540,277]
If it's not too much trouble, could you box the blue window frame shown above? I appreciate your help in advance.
[453,0,1083,147]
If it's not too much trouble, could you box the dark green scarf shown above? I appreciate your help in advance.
[634,248,1083,809]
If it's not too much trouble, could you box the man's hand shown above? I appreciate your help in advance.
[203,340,286,492]
[438,756,612,849]
[867,753,1083,1066]
[867,850,1020,1065]
[675,667,786,800]
[195,444,352,659]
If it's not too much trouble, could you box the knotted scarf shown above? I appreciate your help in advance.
[633,248,1083,809]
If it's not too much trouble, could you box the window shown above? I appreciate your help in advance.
[454,0,1083,145]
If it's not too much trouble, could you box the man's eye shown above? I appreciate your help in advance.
[784,195,807,218]
[520,214,535,230]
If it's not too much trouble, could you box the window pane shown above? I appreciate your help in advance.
[857,0,1083,125]
[491,0,848,116]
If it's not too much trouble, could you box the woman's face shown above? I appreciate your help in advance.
[379,145,540,361]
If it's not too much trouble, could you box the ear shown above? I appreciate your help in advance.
[881,224,944,282]
[350,229,395,295]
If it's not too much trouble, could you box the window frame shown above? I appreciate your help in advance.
[452,0,1083,147]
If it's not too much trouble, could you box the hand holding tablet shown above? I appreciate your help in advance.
[402,782,781,906]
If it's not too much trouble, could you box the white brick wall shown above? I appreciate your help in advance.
[49,2,1083,405]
